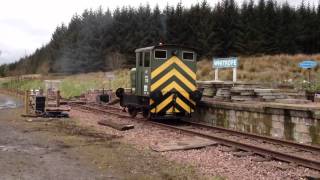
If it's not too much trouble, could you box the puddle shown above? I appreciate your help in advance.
[0,94,22,110]
[0,145,47,154]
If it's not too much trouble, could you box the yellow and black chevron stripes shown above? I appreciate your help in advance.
[150,93,194,114]
[176,97,191,113]
[166,106,180,113]
[150,56,196,114]
[151,68,196,92]
[150,94,173,113]
[162,81,195,105]
[151,56,196,80]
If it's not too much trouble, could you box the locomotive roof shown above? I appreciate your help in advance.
[135,44,196,53]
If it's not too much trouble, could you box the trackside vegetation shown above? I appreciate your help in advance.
[1,53,319,99]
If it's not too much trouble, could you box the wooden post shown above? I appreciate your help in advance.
[24,90,29,115]
[39,89,43,96]
[46,89,49,108]
[233,68,237,82]
[56,90,60,107]
[215,69,219,81]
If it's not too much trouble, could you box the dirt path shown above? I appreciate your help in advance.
[0,107,200,180]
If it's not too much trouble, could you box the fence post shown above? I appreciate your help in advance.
[24,90,29,115]
[56,90,60,107]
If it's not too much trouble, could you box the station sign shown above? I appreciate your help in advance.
[213,57,238,69]
[299,60,317,69]
[212,57,238,82]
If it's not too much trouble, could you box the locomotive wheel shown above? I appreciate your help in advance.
[142,109,150,119]
[128,107,137,118]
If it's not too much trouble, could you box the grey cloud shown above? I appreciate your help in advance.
[0,49,24,64]
[0,43,26,64]
[0,18,50,36]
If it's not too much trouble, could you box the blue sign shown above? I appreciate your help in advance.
[213,57,238,69]
[299,60,317,69]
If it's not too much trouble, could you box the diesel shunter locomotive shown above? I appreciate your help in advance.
[116,44,202,119]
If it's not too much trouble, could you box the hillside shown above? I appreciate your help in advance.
[1,53,319,99]
[1,0,320,76]
[198,54,320,82]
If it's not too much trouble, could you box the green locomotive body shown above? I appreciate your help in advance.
[116,44,202,119]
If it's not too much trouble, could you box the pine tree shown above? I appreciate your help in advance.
[212,0,242,56]
[187,1,215,57]
[276,2,298,54]
[261,0,279,54]
[4,2,320,76]
[239,0,260,55]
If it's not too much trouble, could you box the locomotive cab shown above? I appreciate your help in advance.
[117,44,202,119]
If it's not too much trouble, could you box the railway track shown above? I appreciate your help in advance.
[181,120,320,153]
[69,102,320,171]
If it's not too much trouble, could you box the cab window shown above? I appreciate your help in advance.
[144,52,150,67]
[154,50,167,59]
[182,51,194,61]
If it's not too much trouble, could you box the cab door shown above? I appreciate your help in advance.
[136,52,143,96]
[136,51,151,96]
[142,51,151,96]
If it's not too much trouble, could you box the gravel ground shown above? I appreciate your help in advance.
[70,108,320,180]
[0,106,201,179]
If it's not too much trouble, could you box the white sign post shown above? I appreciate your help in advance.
[105,72,115,90]
[214,69,219,81]
[213,57,238,82]
[233,68,237,82]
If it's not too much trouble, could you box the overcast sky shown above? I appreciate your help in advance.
[0,0,318,65]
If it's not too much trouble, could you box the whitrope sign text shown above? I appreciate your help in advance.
[213,57,238,82]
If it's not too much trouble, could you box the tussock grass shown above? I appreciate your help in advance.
[2,54,320,98]
[60,72,105,98]
[0,78,44,91]
[197,54,320,90]
[59,70,131,99]
[0,70,131,99]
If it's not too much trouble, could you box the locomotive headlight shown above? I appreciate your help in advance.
[190,90,202,103]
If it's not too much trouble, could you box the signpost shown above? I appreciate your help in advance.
[213,57,238,82]
[299,60,317,69]
[299,60,318,83]
[105,72,115,90]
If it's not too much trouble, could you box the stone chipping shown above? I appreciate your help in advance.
[70,108,320,179]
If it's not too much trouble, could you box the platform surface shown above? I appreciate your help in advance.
[202,97,320,111]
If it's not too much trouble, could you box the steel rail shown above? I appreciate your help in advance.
[71,103,320,171]
[86,102,123,111]
[71,103,128,118]
[180,120,320,153]
[147,121,320,171]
